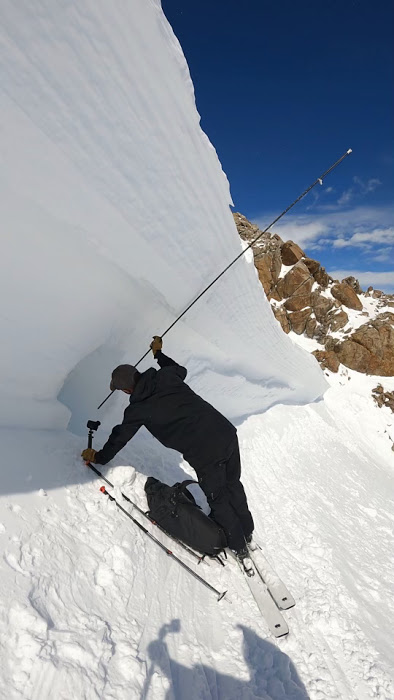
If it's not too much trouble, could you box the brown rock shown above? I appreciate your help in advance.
[372,384,384,394]
[331,282,363,311]
[275,277,286,300]
[254,256,274,296]
[334,316,394,375]
[288,307,312,334]
[372,385,394,412]
[312,350,340,373]
[313,323,328,343]
[284,293,313,312]
[342,276,363,294]
[352,325,383,358]
[372,290,383,298]
[271,248,283,285]
[335,340,372,373]
[377,312,394,324]
[327,309,349,332]
[233,212,260,239]
[324,337,340,352]
[282,261,313,298]
[305,317,317,338]
[254,247,283,296]
[311,292,335,323]
[273,306,291,333]
[314,267,330,287]
[268,286,284,302]
[303,257,320,275]
[281,240,305,265]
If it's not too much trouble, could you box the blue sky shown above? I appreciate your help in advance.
[163,0,394,291]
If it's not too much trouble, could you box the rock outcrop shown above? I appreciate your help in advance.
[233,212,394,377]
[333,314,394,375]
[280,240,304,266]
[331,283,363,311]
[372,384,394,412]
[312,350,340,373]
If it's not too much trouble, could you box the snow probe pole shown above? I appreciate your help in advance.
[99,486,226,601]
[85,460,204,564]
[97,148,353,410]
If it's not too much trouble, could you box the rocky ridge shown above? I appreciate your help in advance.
[234,212,394,378]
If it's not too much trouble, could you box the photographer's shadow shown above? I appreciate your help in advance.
[141,620,310,700]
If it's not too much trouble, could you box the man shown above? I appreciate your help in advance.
[82,337,254,564]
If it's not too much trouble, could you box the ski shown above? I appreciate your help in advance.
[232,554,289,638]
[249,544,295,611]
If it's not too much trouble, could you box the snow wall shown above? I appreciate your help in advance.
[0,0,327,437]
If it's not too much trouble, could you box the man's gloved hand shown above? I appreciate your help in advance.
[81,448,97,463]
[150,335,163,357]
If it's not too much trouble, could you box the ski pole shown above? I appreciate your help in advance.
[84,420,205,564]
[85,460,204,564]
[97,149,352,410]
[99,486,226,601]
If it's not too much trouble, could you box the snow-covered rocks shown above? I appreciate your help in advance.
[233,212,394,377]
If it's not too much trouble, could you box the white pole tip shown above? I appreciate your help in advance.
[347,148,352,154]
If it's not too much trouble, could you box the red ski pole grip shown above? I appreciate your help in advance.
[100,486,106,493]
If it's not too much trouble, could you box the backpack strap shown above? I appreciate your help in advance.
[171,480,200,509]
[177,480,199,493]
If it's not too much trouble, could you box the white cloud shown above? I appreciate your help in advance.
[332,227,394,249]
[373,248,393,263]
[353,176,382,194]
[337,189,353,206]
[253,205,394,250]
[336,176,382,206]
[328,269,394,292]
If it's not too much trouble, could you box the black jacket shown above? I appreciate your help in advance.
[95,351,236,467]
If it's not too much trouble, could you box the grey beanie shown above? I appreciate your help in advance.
[110,364,140,391]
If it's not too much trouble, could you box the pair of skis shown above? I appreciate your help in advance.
[87,463,294,637]
[234,545,295,638]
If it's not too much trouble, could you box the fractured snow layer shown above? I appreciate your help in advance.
[0,0,326,435]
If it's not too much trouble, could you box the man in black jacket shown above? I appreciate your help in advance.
[82,337,254,559]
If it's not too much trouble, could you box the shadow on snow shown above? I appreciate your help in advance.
[140,619,310,700]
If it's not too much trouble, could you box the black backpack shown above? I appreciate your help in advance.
[144,477,227,556]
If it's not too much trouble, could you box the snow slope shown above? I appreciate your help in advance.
[1,373,393,700]
[0,2,393,699]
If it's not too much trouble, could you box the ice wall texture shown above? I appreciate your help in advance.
[0,0,327,431]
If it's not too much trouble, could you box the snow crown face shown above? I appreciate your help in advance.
[110,365,139,391]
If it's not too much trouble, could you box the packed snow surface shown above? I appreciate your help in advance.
[1,371,394,699]
[0,1,393,699]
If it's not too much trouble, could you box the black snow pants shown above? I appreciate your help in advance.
[195,437,254,552]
